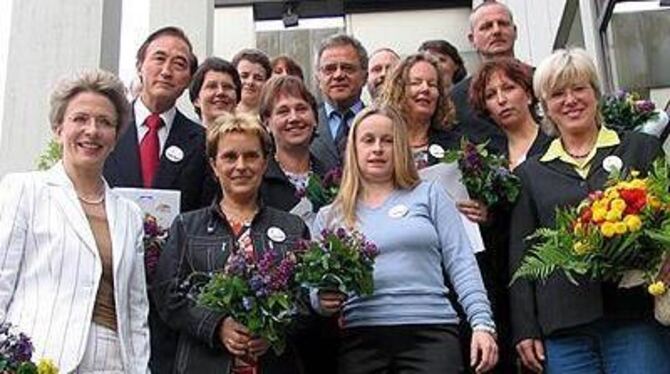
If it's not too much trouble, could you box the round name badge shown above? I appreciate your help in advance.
[388,204,409,219]
[267,226,287,242]
[428,144,445,159]
[602,155,623,173]
[165,145,184,163]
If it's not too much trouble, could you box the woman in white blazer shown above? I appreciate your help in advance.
[0,70,150,373]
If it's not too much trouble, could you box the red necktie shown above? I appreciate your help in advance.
[140,113,163,187]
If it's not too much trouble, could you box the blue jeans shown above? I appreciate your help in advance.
[545,318,670,374]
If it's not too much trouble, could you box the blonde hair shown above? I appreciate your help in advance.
[206,112,273,160]
[333,105,420,228]
[533,47,602,136]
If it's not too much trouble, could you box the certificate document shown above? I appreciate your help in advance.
[114,187,181,228]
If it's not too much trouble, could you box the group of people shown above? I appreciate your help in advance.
[1,0,670,373]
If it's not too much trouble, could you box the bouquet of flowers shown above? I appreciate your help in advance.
[197,249,298,354]
[601,90,660,134]
[295,228,379,296]
[511,157,670,323]
[296,167,342,210]
[443,138,521,207]
[143,213,168,282]
[0,323,59,374]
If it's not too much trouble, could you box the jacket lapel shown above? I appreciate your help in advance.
[111,115,143,187]
[313,106,340,162]
[104,187,126,280]
[46,163,98,256]
[153,111,198,189]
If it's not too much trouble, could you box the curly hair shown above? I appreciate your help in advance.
[378,53,455,130]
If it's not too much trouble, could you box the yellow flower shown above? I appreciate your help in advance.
[631,170,640,178]
[606,209,623,223]
[623,214,643,232]
[610,198,627,212]
[614,222,628,235]
[629,178,646,189]
[37,358,59,374]
[592,207,608,222]
[573,222,583,235]
[573,241,591,255]
[648,281,667,296]
[600,222,616,238]
[605,189,620,199]
[648,196,662,210]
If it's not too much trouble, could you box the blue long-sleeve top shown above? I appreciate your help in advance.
[313,180,495,330]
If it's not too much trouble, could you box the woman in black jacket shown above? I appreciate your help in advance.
[509,48,670,373]
[259,75,327,213]
[153,112,309,373]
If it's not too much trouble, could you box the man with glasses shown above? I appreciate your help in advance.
[311,34,368,171]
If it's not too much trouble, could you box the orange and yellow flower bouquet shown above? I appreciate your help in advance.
[512,157,670,324]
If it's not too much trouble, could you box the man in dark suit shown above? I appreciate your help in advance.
[310,34,368,171]
[103,26,206,374]
[451,0,519,153]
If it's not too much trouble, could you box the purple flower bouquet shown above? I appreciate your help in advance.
[196,249,298,354]
[295,228,379,296]
[0,323,59,373]
[295,167,342,211]
[601,90,660,134]
[143,213,168,282]
[443,138,521,207]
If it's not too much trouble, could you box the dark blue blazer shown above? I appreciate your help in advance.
[103,109,208,213]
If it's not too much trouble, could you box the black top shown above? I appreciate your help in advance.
[261,153,328,212]
[508,131,661,344]
[152,202,310,373]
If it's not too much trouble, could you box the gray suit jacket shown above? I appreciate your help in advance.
[310,104,342,172]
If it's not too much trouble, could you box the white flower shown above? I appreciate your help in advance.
[603,155,623,173]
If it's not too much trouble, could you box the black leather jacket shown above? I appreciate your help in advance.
[152,202,310,373]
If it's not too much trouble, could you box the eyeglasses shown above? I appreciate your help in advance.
[319,62,361,76]
[67,112,116,129]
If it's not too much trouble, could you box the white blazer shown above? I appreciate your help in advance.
[0,163,150,373]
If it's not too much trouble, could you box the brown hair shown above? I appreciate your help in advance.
[271,55,304,81]
[232,48,272,80]
[469,58,533,116]
[259,75,317,123]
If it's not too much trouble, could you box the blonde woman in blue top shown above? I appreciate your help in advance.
[314,105,497,374]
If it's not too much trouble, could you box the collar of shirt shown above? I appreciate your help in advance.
[540,126,620,178]
[134,99,177,154]
[324,100,364,139]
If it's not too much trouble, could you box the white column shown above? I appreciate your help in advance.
[144,0,215,121]
[0,0,122,177]
[578,0,607,80]
[213,6,256,61]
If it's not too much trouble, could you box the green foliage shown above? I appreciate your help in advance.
[36,139,62,171]
[295,230,377,296]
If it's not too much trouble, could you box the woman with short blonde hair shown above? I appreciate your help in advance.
[509,48,670,373]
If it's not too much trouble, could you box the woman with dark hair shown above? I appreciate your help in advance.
[419,39,467,85]
[233,49,272,115]
[468,57,551,373]
[189,57,241,127]
[271,55,305,81]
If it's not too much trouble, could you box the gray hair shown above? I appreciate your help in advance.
[315,34,369,72]
[469,0,515,31]
[49,69,130,136]
[533,47,602,136]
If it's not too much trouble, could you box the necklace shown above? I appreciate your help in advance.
[564,147,592,159]
[77,191,105,205]
[275,153,310,175]
[220,203,258,224]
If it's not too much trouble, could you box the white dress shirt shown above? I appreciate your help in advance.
[134,99,176,154]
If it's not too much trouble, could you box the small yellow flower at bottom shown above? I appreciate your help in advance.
[37,358,59,374]
[623,214,642,232]
[648,281,667,296]
[572,241,591,255]
[600,222,616,238]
